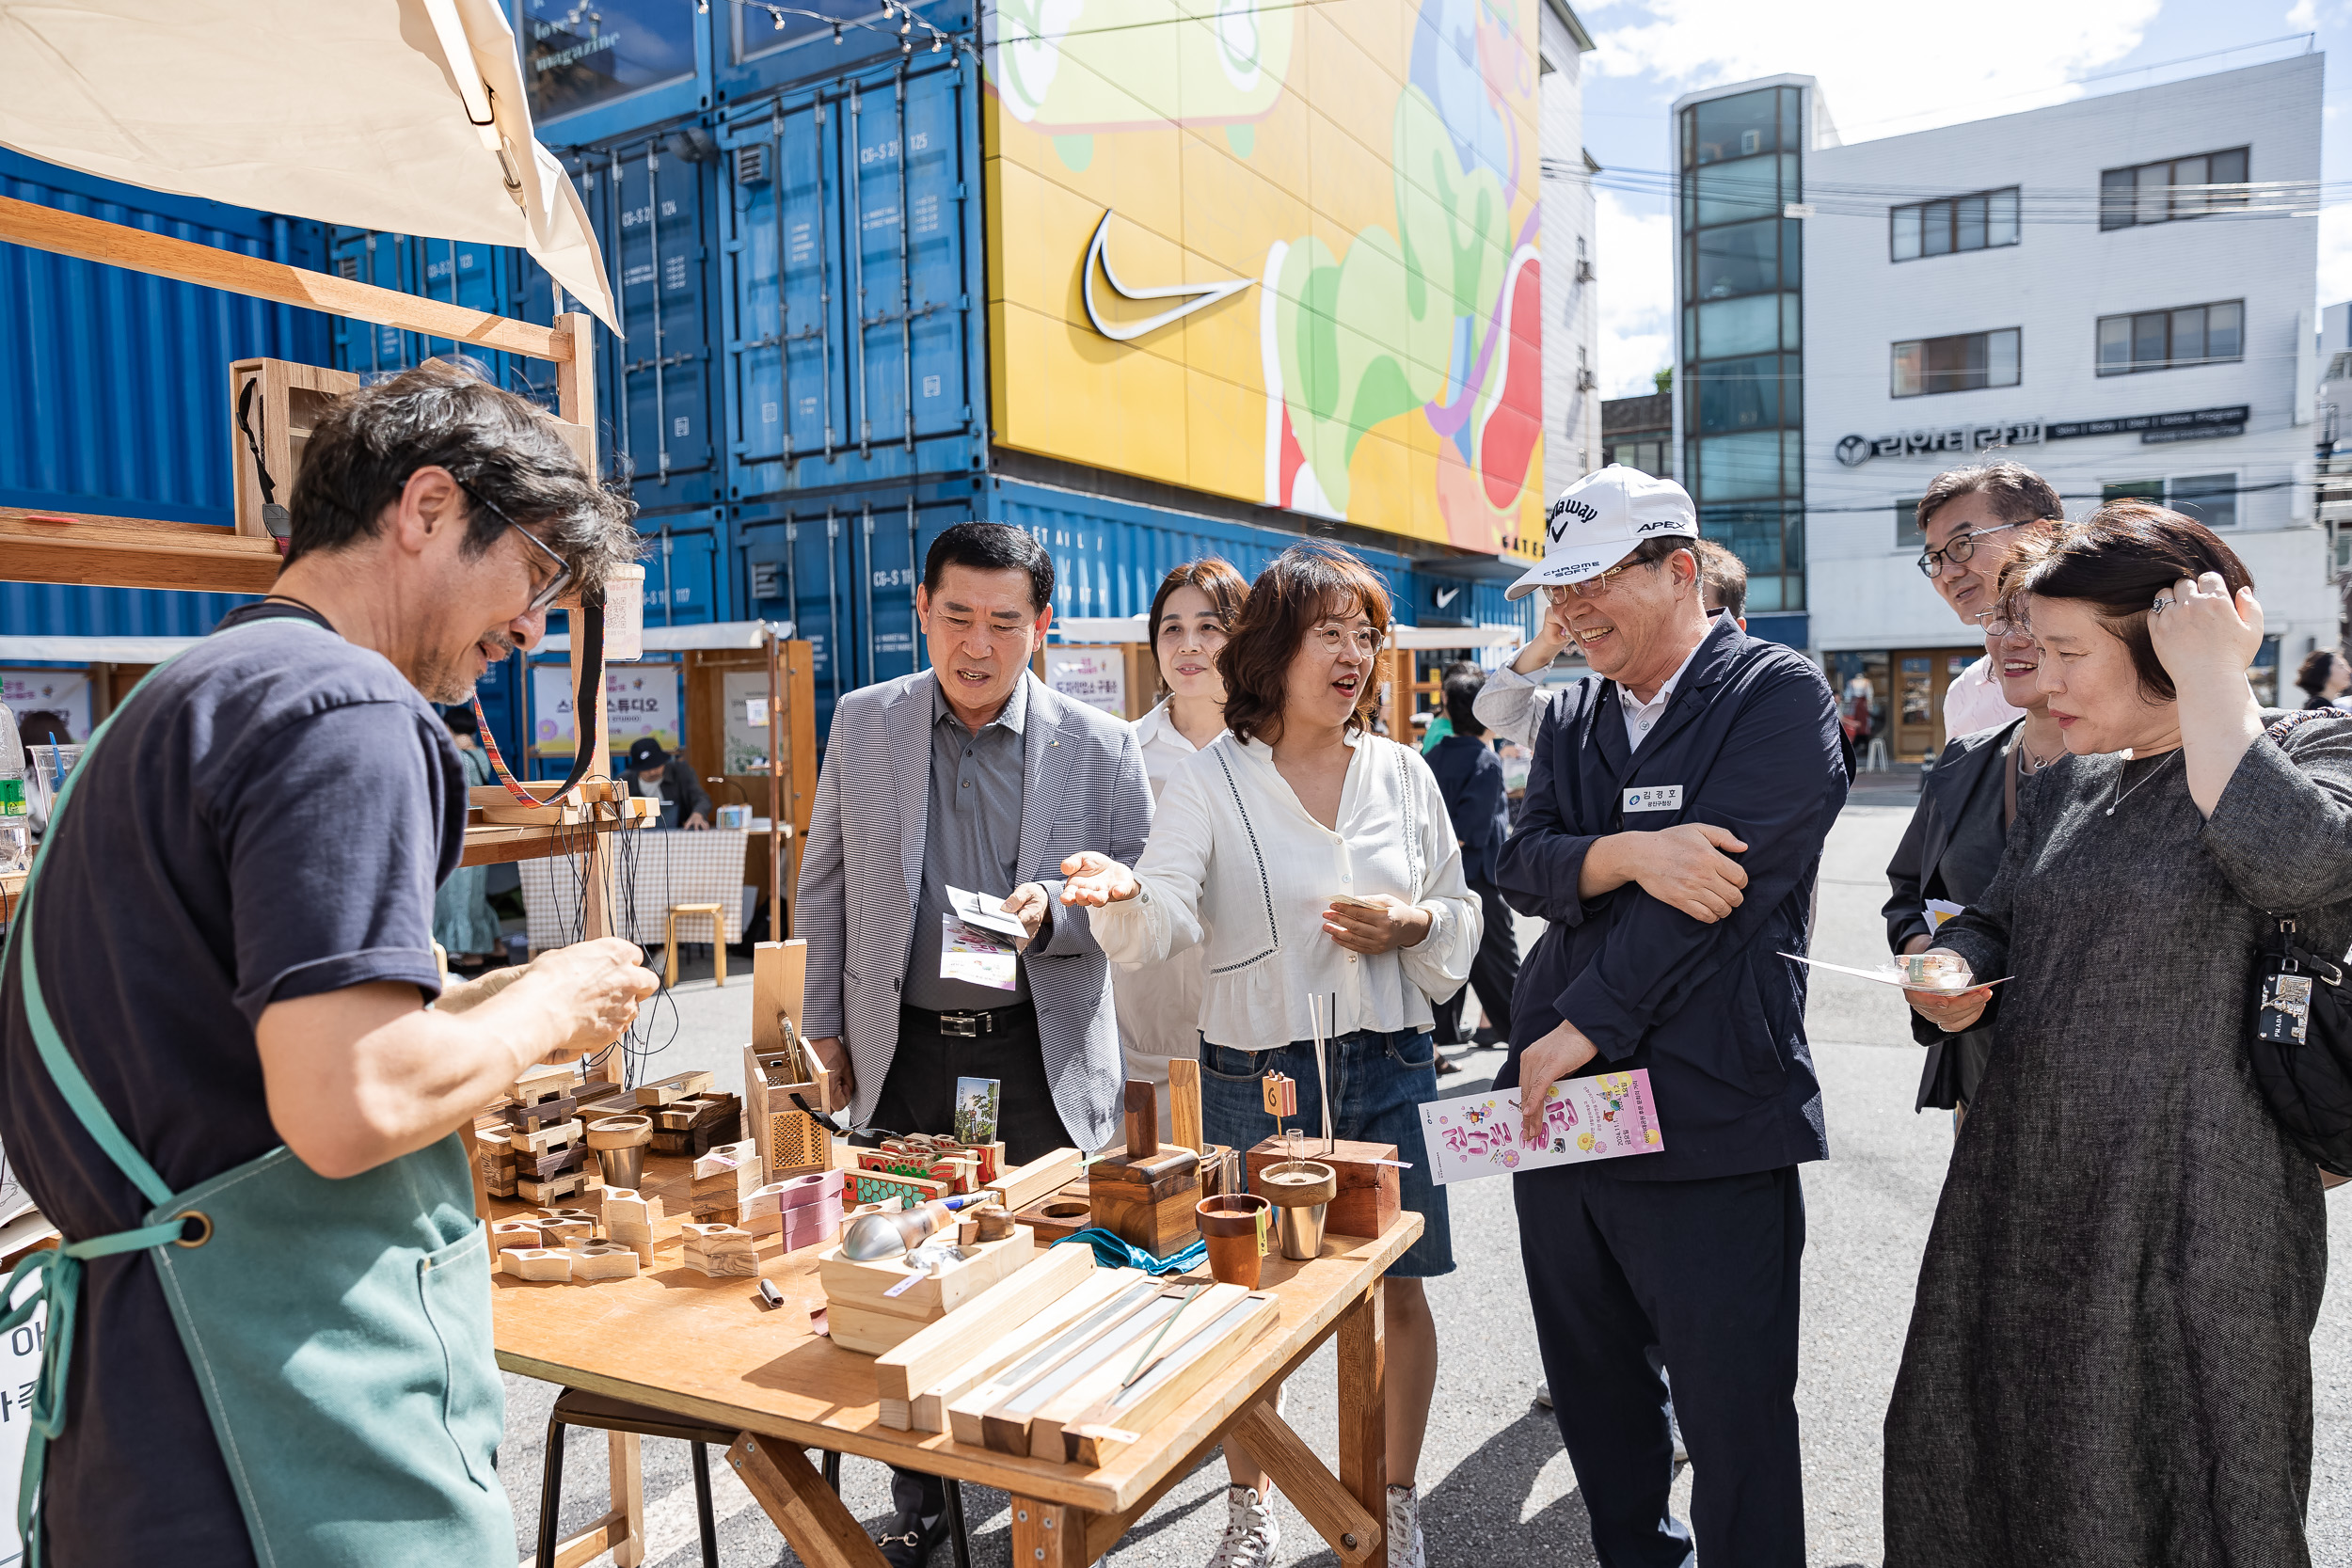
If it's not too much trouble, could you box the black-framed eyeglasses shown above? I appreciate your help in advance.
[458,480,572,612]
[1915,520,2023,580]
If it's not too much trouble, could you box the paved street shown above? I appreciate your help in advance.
[507,784,2352,1565]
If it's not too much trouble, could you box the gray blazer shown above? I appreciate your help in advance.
[795,670,1154,1149]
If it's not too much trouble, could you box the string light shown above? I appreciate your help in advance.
[833,19,843,41]
[771,5,785,24]
[930,32,942,50]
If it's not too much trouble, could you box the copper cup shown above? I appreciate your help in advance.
[1195,1193,1273,1288]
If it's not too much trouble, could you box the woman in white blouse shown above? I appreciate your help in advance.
[1116,559,1251,1133]
[1062,546,1480,1568]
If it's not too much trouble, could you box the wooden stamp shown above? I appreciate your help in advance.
[681,1223,759,1277]
[566,1243,641,1282]
[1089,1083,1201,1258]
[501,1247,573,1282]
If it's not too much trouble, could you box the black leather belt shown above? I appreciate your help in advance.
[902,1002,1031,1038]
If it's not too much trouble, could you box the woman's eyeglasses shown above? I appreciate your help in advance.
[1310,625,1383,656]
[458,480,573,612]
[1976,606,2033,641]
[1915,520,2023,580]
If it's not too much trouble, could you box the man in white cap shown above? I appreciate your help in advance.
[1491,465,1849,1568]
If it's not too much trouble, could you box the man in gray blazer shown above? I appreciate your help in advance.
[795,520,1152,1567]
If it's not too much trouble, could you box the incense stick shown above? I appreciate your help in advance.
[1121,1284,1205,1389]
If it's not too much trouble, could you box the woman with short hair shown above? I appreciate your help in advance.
[1884,502,2352,1566]
[1061,545,1479,1568]
[2294,647,2348,710]
[1115,558,1250,1131]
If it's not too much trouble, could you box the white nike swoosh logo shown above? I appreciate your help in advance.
[1434,587,1460,608]
[1082,209,1253,342]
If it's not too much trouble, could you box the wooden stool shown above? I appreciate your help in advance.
[665,903,727,989]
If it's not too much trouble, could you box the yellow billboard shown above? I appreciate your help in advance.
[983,0,1546,558]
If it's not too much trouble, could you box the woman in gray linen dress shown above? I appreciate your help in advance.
[1884,502,2352,1567]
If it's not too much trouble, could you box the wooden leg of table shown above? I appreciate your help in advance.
[1228,1401,1381,1565]
[608,1431,646,1567]
[1337,1283,1386,1525]
[1009,1498,1092,1568]
[727,1433,891,1568]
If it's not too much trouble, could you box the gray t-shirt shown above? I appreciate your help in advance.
[901,673,1033,1010]
[0,602,465,1567]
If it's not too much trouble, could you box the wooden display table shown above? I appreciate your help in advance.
[491,1152,1419,1568]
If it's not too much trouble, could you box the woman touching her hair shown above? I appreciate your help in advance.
[1883,502,2352,1567]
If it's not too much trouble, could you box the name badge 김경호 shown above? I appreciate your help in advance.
[1622,784,1684,814]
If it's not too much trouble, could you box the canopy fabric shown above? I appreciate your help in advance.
[535,621,796,654]
[0,0,617,330]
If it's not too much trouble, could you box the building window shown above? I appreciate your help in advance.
[1891,188,2020,261]
[2095,300,2243,375]
[2105,475,2238,529]
[2099,148,2250,230]
[1891,328,2021,398]
[1604,436,1672,478]
[1894,497,1923,549]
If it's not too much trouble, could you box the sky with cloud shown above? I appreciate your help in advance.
[1578,0,2348,396]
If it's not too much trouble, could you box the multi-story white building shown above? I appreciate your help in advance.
[1803,55,2328,757]
[1540,0,1598,505]
[1673,56,2329,756]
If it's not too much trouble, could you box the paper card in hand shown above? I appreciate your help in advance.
[946,884,1031,942]
[1419,1071,1663,1184]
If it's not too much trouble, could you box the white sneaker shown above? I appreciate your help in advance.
[1534,1381,1552,1409]
[1206,1484,1279,1568]
[1386,1483,1426,1568]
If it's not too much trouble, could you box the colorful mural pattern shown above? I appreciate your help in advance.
[984,0,1543,557]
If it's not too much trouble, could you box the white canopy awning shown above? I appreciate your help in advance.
[0,0,617,328]
[536,621,795,655]
[0,634,202,664]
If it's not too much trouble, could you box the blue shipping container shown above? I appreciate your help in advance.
[716,53,982,499]
[0,150,333,641]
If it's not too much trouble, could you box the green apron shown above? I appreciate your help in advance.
[0,623,513,1566]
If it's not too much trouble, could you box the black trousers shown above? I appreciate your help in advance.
[1514,1164,1806,1568]
[870,1001,1074,1522]
[1431,878,1519,1044]
[869,1003,1073,1165]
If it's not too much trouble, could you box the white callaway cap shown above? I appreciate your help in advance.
[1505,465,1700,601]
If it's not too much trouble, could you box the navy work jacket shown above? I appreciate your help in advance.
[1425,733,1510,883]
[1493,615,1847,1181]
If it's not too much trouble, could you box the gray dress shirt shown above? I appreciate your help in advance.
[900,673,1034,1010]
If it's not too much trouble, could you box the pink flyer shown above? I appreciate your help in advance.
[1417,1070,1664,1184]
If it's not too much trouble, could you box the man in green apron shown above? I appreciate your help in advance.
[0,360,658,1567]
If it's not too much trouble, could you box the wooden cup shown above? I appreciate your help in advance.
[1195,1194,1271,1289]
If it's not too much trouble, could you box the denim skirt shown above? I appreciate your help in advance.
[1198,1027,1454,1278]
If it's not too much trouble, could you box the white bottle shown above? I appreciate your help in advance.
[0,705,25,876]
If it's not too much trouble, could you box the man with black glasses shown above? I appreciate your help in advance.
[1912,460,2065,737]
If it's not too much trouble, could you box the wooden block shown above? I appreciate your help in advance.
[609,1221,654,1266]
[1246,1137,1400,1240]
[1065,1291,1281,1465]
[534,1209,598,1243]
[518,1169,588,1206]
[943,1275,1166,1446]
[878,1397,912,1431]
[501,1247,573,1282]
[752,939,808,1057]
[1090,1144,1200,1258]
[824,1300,932,1356]
[692,1140,759,1185]
[510,1119,584,1157]
[875,1243,1098,1402]
[818,1226,1037,1323]
[600,1190,661,1228]
[567,1243,642,1282]
[517,1145,588,1180]
[845,1167,949,1209]
[490,1219,544,1253]
[485,1177,517,1199]
[909,1269,1148,1433]
[501,1095,578,1132]
[579,1091,639,1120]
[984,1148,1085,1212]
[1027,1283,1250,1460]
[771,1169,845,1212]
[778,1198,842,1254]
[636,1070,715,1107]
[508,1062,579,1101]
[968,1288,1199,1454]
[1010,1187,1096,1244]
[1168,1058,1204,1154]
[682,1223,758,1277]
[1123,1081,1160,1160]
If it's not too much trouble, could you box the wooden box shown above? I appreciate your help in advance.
[818,1225,1038,1328]
[1088,1146,1200,1259]
[1011,1185,1095,1243]
[1245,1137,1399,1239]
